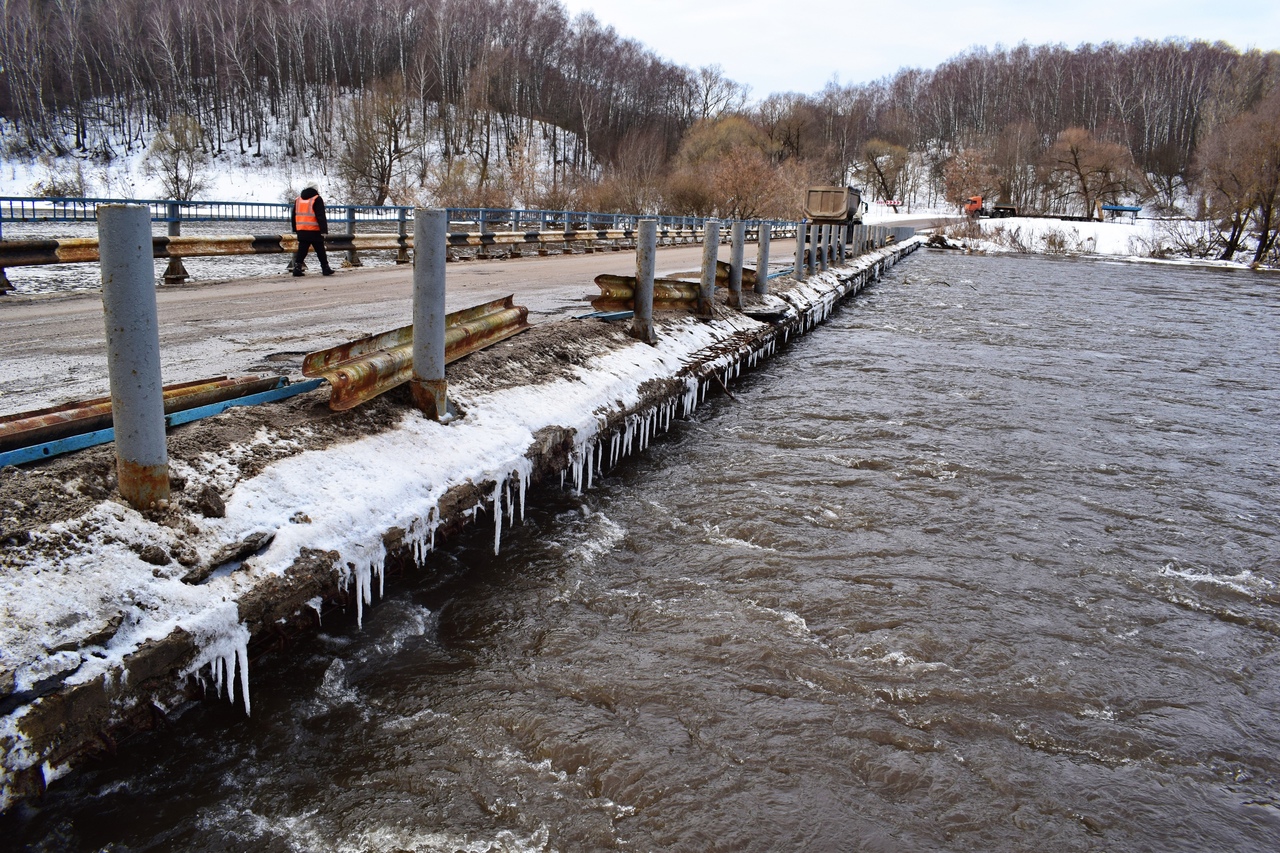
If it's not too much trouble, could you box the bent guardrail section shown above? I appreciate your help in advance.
[302,295,532,411]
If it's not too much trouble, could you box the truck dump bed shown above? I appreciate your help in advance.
[803,186,864,224]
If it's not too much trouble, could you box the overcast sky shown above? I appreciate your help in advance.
[558,0,1280,99]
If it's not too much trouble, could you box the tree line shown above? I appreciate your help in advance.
[1,0,1278,261]
[1,0,743,205]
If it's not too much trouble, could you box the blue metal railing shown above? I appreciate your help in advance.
[0,196,795,240]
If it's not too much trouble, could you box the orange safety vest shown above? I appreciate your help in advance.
[295,196,321,231]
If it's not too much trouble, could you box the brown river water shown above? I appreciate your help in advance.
[3,251,1278,852]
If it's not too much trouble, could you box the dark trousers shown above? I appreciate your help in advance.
[293,231,332,274]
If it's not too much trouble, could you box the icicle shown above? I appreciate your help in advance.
[683,376,699,416]
[585,439,594,490]
[307,597,324,626]
[517,466,528,522]
[211,657,223,699]
[354,564,371,628]
[184,607,253,716]
[237,642,251,716]
[492,480,504,555]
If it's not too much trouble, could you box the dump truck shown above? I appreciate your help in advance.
[964,195,1018,218]
[803,186,867,226]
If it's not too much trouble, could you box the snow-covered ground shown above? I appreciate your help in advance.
[2,144,314,204]
[979,216,1150,254]
[938,215,1268,271]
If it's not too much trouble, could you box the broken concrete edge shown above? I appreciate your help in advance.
[0,238,921,814]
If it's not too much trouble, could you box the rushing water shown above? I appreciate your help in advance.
[5,252,1279,852]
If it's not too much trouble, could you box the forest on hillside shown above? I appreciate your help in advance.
[2,0,1279,261]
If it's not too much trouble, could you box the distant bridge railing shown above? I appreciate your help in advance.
[0,195,793,239]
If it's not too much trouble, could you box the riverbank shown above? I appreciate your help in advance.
[0,239,921,812]
[934,215,1278,273]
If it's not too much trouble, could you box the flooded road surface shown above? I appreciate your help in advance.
[5,252,1279,851]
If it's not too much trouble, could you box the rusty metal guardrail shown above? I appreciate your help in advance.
[590,261,760,312]
[0,375,283,453]
[0,226,738,273]
[0,235,309,267]
[592,274,700,312]
[302,295,531,410]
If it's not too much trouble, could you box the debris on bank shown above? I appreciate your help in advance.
[0,239,921,811]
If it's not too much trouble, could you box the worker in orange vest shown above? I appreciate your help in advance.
[290,183,335,276]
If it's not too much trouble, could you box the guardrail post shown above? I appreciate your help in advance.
[98,204,170,510]
[631,219,657,344]
[344,205,362,267]
[396,207,411,264]
[161,202,189,285]
[411,208,449,421]
[728,220,745,308]
[755,223,771,295]
[698,218,720,319]
[817,224,828,272]
[794,222,806,280]
[0,199,9,291]
[806,223,818,276]
[835,225,845,265]
[476,209,488,259]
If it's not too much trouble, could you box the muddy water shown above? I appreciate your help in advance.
[5,253,1280,852]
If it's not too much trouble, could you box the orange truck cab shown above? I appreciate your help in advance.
[964,196,984,216]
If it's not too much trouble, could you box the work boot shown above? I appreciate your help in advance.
[322,269,335,276]
[293,272,304,277]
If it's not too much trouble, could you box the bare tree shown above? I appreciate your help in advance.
[691,64,749,121]
[856,139,909,211]
[143,114,210,200]
[1041,127,1136,216]
[942,147,998,208]
[336,77,419,205]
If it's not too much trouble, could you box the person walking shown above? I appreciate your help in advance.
[291,183,335,276]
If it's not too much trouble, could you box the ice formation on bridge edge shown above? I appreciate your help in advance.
[182,603,253,715]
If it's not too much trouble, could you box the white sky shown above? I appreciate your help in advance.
[559,0,1280,98]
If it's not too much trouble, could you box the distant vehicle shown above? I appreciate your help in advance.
[964,195,1018,218]
[803,186,867,225]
